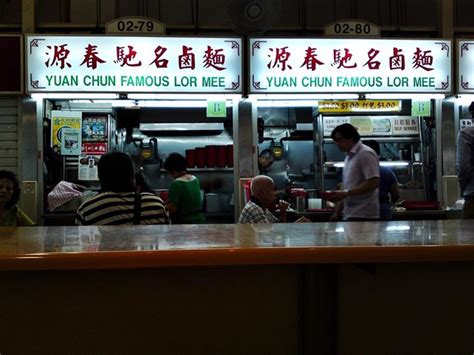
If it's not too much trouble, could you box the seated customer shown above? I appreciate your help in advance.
[163,152,205,224]
[76,152,169,225]
[238,175,289,224]
[0,170,34,226]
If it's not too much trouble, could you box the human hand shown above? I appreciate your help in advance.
[324,190,348,202]
[277,200,290,212]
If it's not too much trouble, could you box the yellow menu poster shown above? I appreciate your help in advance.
[51,110,82,149]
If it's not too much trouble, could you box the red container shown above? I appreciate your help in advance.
[226,144,234,167]
[185,149,196,168]
[195,147,206,168]
[402,200,440,210]
[216,145,227,168]
[206,145,217,168]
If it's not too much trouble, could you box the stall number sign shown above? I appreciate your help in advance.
[207,100,227,117]
[105,17,165,35]
[324,19,381,37]
[411,100,431,116]
[250,38,451,93]
[319,100,401,113]
[26,35,242,93]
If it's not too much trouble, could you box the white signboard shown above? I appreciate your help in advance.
[458,40,474,93]
[323,116,419,136]
[26,35,242,93]
[250,38,451,93]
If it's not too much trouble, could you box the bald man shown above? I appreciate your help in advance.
[238,175,289,223]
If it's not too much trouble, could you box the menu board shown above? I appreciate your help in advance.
[323,116,419,136]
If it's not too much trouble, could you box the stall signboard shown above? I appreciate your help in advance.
[458,40,474,93]
[250,38,451,93]
[26,35,242,93]
[323,116,419,136]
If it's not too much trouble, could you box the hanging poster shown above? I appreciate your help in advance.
[51,110,82,150]
[61,128,81,155]
[82,115,108,142]
[78,155,100,181]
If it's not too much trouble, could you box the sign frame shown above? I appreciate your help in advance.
[249,37,452,94]
[25,34,243,94]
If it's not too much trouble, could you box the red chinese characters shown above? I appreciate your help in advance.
[80,44,106,69]
[267,47,292,71]
[45,44,71,69]
[115,45,142,67]
[179,45,196,70]
[203,46,226,71]
[264,45,441,72]
[300,47,324,71]
[149,46,169,68]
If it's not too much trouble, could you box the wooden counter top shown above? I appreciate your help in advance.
[1,220,474,270]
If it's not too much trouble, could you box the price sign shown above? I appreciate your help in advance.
[324,19,380,37]
[411,100,431,116]
[105,16,165,35]
[319,100,401,113]
[207,100,227,117]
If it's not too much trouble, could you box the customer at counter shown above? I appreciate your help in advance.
[364,140,400,220]
[456,126,474,219]
[76,152,169,225]
[0,170,34,226]
[163,152,205,224]
[238,175,289,223]
[325,124,380,221]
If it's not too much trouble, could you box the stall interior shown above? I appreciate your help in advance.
[256,100,436,211]
[43,99,235,225]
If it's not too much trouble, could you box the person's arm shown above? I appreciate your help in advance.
[389,182,400,205]
[166,181,179,214]
[330,200,344,221]
[457,129,472,195]
[277,200,289,222]
[328,177,380,202]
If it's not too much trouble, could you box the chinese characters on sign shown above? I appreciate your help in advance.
[250,38,451,93]
[27,36,242,93]
[323,116,419,136]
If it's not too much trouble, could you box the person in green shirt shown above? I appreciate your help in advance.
[0,170,34,226]
[163,153,205,224]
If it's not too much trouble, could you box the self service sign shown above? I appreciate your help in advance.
[249,38,451,93]
[26,35,242,93]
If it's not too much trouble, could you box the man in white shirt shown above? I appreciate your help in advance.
[326,123,380,221]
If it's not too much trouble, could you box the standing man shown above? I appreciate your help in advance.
[456,126,474,219]
[326,123,380,221]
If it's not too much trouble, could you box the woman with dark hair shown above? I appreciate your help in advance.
[0,170,34,226]
[164,152,205,224]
